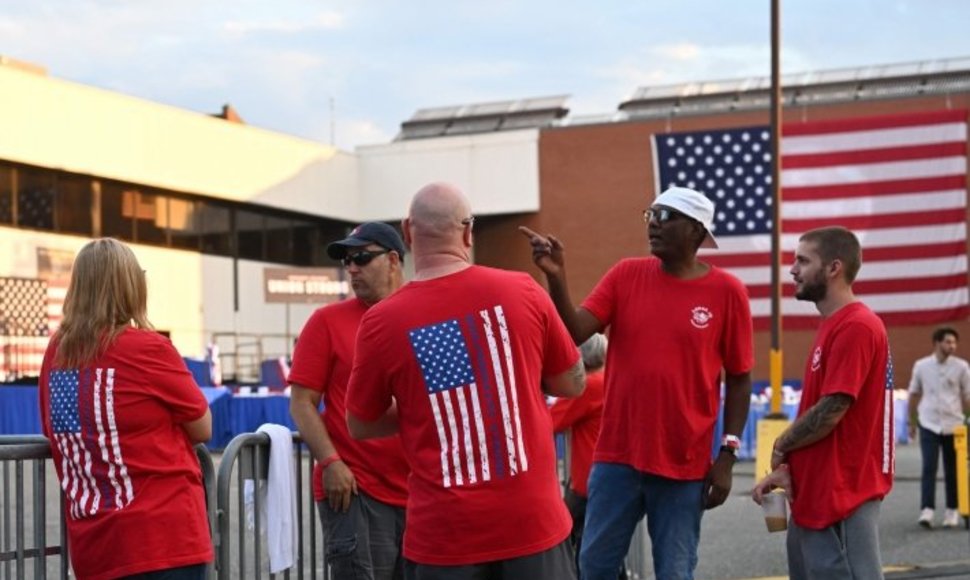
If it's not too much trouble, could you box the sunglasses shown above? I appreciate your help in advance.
[342,249,390,267]
[642,207,687,224]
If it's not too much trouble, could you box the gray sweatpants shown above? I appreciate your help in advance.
[787,499,883,580]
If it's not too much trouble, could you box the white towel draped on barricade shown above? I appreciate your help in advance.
[243,423,298,573]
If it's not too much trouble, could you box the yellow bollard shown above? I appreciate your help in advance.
[955,425,968,517]
[756,349,791,478]
[756,418,790,480]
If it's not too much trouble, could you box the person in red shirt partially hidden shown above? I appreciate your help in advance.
[289,222,411,580]
[549,334,607,562]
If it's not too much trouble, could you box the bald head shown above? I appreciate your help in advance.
[403,183,475,274]
[408,182,472,242]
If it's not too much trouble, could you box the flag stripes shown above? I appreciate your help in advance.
[410,306,528,488]
[50,368,134,519]
[654,109,970,329]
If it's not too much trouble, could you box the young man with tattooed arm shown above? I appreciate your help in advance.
[753,226,894,580]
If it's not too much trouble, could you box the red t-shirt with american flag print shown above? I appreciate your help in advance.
[346,266,578,566]
[787,302,895,529]
[39,328,212,580]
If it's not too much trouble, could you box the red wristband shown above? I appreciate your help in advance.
[320,454,342,469]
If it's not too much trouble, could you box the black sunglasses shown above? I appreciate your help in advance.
[342,250,390,267]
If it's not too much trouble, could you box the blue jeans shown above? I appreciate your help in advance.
[919,426,958,510]
[579,462,704,580]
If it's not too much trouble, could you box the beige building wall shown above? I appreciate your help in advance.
[0,64,359,220]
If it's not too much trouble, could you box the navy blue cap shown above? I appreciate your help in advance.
[326,222,406,261]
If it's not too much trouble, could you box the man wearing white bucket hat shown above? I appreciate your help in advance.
[521,186,754,580]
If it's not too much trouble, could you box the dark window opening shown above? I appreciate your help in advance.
[236,209,265,261]
[1,161,350,267]
[55,174,93,236]
[0,166,13,225]
[17,168,55,230]
[198,202,232,256]
[265,216,293,264]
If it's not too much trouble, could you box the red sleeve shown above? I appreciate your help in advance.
[140,335,209,422]
[550,370,604,432]
[580,262,623,327]
[345,309,394,422]
[550,395,592,432]
[287,307,332,392]
[720,274,754,375]
[820,321,880,400]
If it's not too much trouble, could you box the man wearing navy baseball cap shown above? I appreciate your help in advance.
[290,221,409,580]
[327,222,408,263]
[521,186,754,580]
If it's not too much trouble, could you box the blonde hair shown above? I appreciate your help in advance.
[54,238,153,368]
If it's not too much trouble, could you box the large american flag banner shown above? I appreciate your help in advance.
[50,368,135,519]
[653,109,969,329]
[409,305,527,488]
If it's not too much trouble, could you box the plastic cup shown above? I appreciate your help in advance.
[762,491,788,532]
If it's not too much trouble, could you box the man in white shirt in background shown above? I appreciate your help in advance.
[908,326,970,529]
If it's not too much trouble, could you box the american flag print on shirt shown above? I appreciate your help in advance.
[653,109,969,329]
[409,305,528,488]
[882,345,896,475]
[50,368,134,519]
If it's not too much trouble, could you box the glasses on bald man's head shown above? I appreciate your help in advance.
[461,216,475,227]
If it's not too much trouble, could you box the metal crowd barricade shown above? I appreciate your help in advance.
[195,443,218,580]
[0,437,217,580]
[215,432,325,580]
[0,435,69,580]
[556,430,650,578]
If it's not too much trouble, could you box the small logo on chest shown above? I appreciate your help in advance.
[690,306,713,329]
[811,346,823,372]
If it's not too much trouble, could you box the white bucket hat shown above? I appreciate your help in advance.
[652,187,718,248]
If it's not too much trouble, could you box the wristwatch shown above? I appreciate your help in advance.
[720,434,741,457]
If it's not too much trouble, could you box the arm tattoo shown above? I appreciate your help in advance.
[569,359,586,389]
[776,393,853,453]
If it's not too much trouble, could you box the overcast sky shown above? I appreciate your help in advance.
[2,1,967,150]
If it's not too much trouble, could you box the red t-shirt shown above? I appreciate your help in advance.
[550,369,604,497]
[582,257,754,480]
[788,302,894,529]
[287,298,409,506]
[38,328,212,580]
[346,266,578,565]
